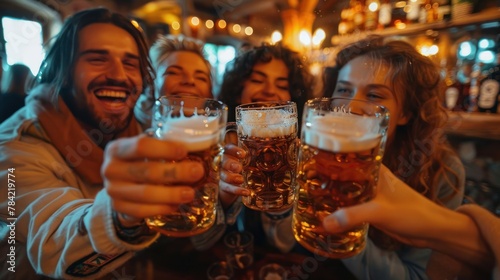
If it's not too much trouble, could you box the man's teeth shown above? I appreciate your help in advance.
[95,90,127,99]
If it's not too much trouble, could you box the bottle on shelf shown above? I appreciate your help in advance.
[461,76,472,111]
[444,67,463,111]
[477,37,500,113]
[406,0,421,24]
[436,0,452,21]
[339,5,354,35]
[477,64,500,113]
[391,0,407,28]
[351,0,367,32]
[418,0,429,23]
[468,62,484,112]
[365,0,380,31]
[378,0,392,28]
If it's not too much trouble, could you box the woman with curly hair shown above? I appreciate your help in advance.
[191,43,314,252]
[217,43,314,124]
[318,35,465,279]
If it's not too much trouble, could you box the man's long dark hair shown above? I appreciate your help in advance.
[35,7,155,102]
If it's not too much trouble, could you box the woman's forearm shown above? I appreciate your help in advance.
[426,206,494,269]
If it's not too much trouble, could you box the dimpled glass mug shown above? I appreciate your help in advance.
[227,101,299,212]
[146,95,228,237]
[292,97,389,258]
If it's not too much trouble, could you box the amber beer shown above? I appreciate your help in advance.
[146,96,227,237]
[146,145,221,237]
[235,101,299,212]
[293,98,389,258]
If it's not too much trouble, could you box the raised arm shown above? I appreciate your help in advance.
[323,165,494,271]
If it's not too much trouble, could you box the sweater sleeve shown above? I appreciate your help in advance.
[0,138,159,279]
[457,204,500,278]
[342,154,465,280]
[343,239,431,280]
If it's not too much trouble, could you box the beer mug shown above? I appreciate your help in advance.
[227,101,299,212]
[146,95,228,237]
[292,97,389,258]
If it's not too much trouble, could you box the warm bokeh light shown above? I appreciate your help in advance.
[190,16,200,26]
[244,26,253,36]
[232,24,241,33]
[312,28,326,47]
[395,20,406,29]
[429,44,439,55]
[171,21,180,30]
[299,29,311,47]
[309,62,322,76]
[395,1,406,8]
[218,19,227,29]
[419,44,439,56]
[205,19,214,29]
[368,2,379,12]
[271,30,282,44]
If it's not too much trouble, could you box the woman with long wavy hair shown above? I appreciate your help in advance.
[323,35,464,279]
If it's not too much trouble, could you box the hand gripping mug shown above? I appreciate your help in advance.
[292,97,389,258]
[146,95,228,237]
[227,101,299,212]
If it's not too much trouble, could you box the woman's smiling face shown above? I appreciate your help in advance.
[333,55,410,144]
[239,58,291,104]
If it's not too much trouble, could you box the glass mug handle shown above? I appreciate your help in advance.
[224,122,238,146]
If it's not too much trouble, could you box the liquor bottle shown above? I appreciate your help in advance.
[418,0,428,23]
[406,0,421,24]
[390,0,407,27]
[444,67,462,111]
[477,65,500,113]
[436,0,452,21]
[352,0,367,32]
[477,38,500,113]
[378,0,392,28]
[461,76,471,111]
[339,5,354,35]
[468,62,484,112]
[365,0,380,31]
[426,1,437,23]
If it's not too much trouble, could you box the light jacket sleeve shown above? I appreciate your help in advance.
[341,154,465,280]
[0,138,159,279]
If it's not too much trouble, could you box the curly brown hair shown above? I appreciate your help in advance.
[218,43,314,123]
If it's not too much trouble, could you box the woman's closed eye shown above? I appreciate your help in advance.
[194,74,209,83]
[333,87,352,97]
[250,79,264,84]
[366,92,384,100]
[276,80,289,91]
[164,70,181,76]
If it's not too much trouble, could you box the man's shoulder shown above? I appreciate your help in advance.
[0,109,48,146]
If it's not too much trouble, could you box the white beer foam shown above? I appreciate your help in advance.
[240,109,296,138]
[304,112,381,152]
[160,115,220,151]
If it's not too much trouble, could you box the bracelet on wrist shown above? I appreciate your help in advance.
[264,208,293,221]
[112,211,153,244]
